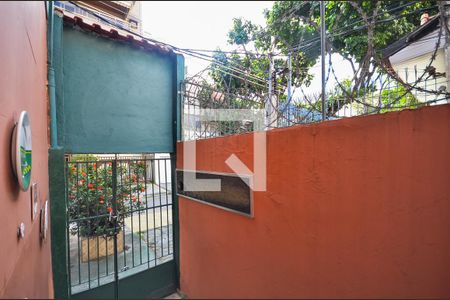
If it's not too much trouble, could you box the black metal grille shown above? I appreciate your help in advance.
[182,67,449,141]
[65,154,173,294]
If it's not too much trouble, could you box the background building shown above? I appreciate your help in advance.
[382,13,449,104]
[54,1,142,34]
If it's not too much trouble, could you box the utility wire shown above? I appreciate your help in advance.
[67,0,448,112]
[275,4,438,55]
[178,4,436,59]
[67,1,274,87]
[265,0,420,54]
[180,3,439,86]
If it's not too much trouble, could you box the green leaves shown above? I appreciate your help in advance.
[228,18,257,45]
[379,85,420,113]
[207,0,438,117]
[68,159,147,237]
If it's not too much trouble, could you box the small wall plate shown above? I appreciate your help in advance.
[18,222,25,239]
[31,183,39,220]
[40,200,48,240]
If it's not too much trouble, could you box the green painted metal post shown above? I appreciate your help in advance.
[172,54,184,287]
[48,1,58,147]
[49,12,69,299]
[49,148,69,299]
[175,54,185,141]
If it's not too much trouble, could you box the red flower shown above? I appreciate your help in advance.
[97,186,104,191]
[88,183,95,190]
[107,207,113,213]
[93,163,97,170]
[141,187,145,192]
[82,172,87,177]
[99,200,105,204]
[132,197,137,203]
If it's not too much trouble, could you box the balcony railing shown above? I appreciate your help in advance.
[54,1,140,33]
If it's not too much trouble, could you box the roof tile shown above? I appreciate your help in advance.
[56,7,173,55]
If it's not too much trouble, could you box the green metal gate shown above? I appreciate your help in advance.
[65,155,176,298]
[48,11,184,299]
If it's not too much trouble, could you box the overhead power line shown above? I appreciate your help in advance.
[66,0,446,100]
[276,4,438,55]
[67,1,276,87]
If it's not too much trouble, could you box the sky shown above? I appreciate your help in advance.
[141,1,354,96]
[141,1,273,76]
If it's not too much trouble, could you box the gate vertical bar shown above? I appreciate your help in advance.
[66,160,72,293]
[112,159,119,299]
[144,159,150,268]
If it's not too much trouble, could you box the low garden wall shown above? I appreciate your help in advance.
[177,104,450,298]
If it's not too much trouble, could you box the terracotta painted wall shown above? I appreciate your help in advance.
[0,2,53,298]
[177,104,450,299]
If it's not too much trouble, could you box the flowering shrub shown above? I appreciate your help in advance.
[67,156,147,237]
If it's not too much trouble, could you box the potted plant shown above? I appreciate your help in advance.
[67,155,146,262]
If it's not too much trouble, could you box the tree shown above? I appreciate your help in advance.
[210,1,438,111]
[327,78,419,115]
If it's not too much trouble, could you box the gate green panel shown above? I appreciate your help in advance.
[56,20,177,153]
[70,262,177,299]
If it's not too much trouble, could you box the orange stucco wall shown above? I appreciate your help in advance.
[0,2,53,298]
[177,104,450,299]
